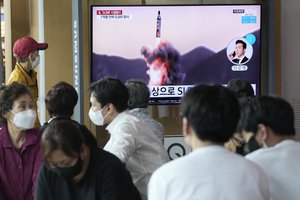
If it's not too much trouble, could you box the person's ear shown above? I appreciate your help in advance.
[29,53,35,61]
[256,123,268,146]
[182,117,192,146]
[3,110,11,120]
[258,124,268,140]
[80,144,88,160]
[105,103,116,116]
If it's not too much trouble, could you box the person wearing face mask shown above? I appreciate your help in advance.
[35,120,141,200]
[225,78,260,155]
[238,96,300,200]
[88,77,170,199]
[7,36,48,128]
[0,82,42,200]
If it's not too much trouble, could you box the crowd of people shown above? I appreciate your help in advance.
[0,36,300,200]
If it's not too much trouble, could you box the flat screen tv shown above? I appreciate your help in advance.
[91,4,261,105]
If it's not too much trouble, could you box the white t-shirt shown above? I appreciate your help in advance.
[104,111,170,199]
[129,108,164,144]
[246,140,300,200]
[149,145,270,200]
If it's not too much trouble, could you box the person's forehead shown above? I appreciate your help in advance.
[47,149,72,163]
[90,93,102,106]
[13,94,33,104]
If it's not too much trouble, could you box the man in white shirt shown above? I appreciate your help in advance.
[126,79,164,144]
[148,85,269,200]
[238,96,300,200]
[88,77,170,199]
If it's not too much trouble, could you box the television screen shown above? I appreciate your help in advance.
[91,5,261,105]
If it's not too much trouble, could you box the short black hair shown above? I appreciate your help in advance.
[181,84,240,144]
[236,40,247,49]
[90,77,129,113]
[227,78,254,98]
[45,81,78,117]
[0,82,32,122]
[125,79,149,109]
[237,96,295,136]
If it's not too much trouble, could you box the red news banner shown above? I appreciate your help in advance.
[96,9,131,20]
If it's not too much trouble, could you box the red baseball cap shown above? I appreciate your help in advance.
[13,36,48,59]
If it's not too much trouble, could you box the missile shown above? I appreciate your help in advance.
[156,11,161,38]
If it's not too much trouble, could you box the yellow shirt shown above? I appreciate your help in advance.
[6,62,40,128]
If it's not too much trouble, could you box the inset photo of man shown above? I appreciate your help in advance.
[227,38,253,65]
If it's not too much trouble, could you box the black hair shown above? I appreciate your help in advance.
[89,77,128,112]
[0,82,32,122]
[42,120,84,163]
[41,120,97,164]
[226,78,254,107]
[226,78,254,98]
[235,40,247,49]
[237,96,295,136]
[45,81,78,117]
[125,79,149,109]
[181,84,240,144]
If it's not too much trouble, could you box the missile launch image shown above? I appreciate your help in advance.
[156,11,161,38]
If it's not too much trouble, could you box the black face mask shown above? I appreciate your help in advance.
[243,136,261,155]
[49,158,84,180]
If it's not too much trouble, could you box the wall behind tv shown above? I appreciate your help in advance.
[281,0,300,140]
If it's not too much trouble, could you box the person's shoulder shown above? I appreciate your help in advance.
[247,140,300,162]
[232,58,239,63]
[90,147,131,176]
[0,123,7,142]
[7,70,26,84]
[244,148,278,174]
[27,128,43,139]
[246,147,265,157]
[117,111,146,129]
[242,56,249,63]
[91,147,124,166]
[152,155,189,178]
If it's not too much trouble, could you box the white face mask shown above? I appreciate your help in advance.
[31,55,40,69]
[88,107,104,126]
[10,109,36,130]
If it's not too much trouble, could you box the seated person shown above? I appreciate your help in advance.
[125,79,164,144]
[225,78,260,155]
[88,77,170,199]
[42,81,97,146]
[239,96,300,200]
[148,84,270,200]
[35,120,141,200]
[43,81,78,125]
[0,82,42,200]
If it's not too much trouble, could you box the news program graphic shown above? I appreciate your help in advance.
[156,11,161,38]
[92,5,261,105]
[227,38,253,66]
